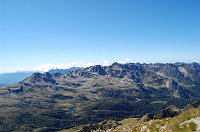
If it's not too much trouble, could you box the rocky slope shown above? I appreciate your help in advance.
[131,107,200,132]
[0,62,200,131]
[66,102,200,132]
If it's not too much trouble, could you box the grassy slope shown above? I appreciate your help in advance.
[111,108,200,132]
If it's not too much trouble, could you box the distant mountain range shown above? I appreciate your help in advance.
[0,62,200,131]
[0,72,33,86]
[48,67,79,74]
[0,67,79,86]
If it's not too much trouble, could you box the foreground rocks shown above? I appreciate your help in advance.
[79,120,121,132]
[139,105,181,123]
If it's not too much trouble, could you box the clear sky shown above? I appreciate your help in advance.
[0,0,200,73]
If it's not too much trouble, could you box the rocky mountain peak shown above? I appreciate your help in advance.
[23,72,56,85]
[190,62,200,71]
[111,62,120,66]
[30,72,42,81]
[90,65,107,75]
[44,72,53,78]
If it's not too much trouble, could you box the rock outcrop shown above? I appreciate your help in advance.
[79,120,121,132]
[139,105,181,123]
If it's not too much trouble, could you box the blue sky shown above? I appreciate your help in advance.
[0,0,200,73]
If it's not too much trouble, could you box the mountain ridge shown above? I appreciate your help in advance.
[48,67,79,74]
[0,62,200,131]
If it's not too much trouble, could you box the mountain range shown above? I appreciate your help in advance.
[48,67,79,74]
[0,72,33,86]
[0,62,200,131]
[0,67,79,86]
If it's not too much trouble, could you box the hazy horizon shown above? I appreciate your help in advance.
[1,0,200,73]
[0,59,199,74]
